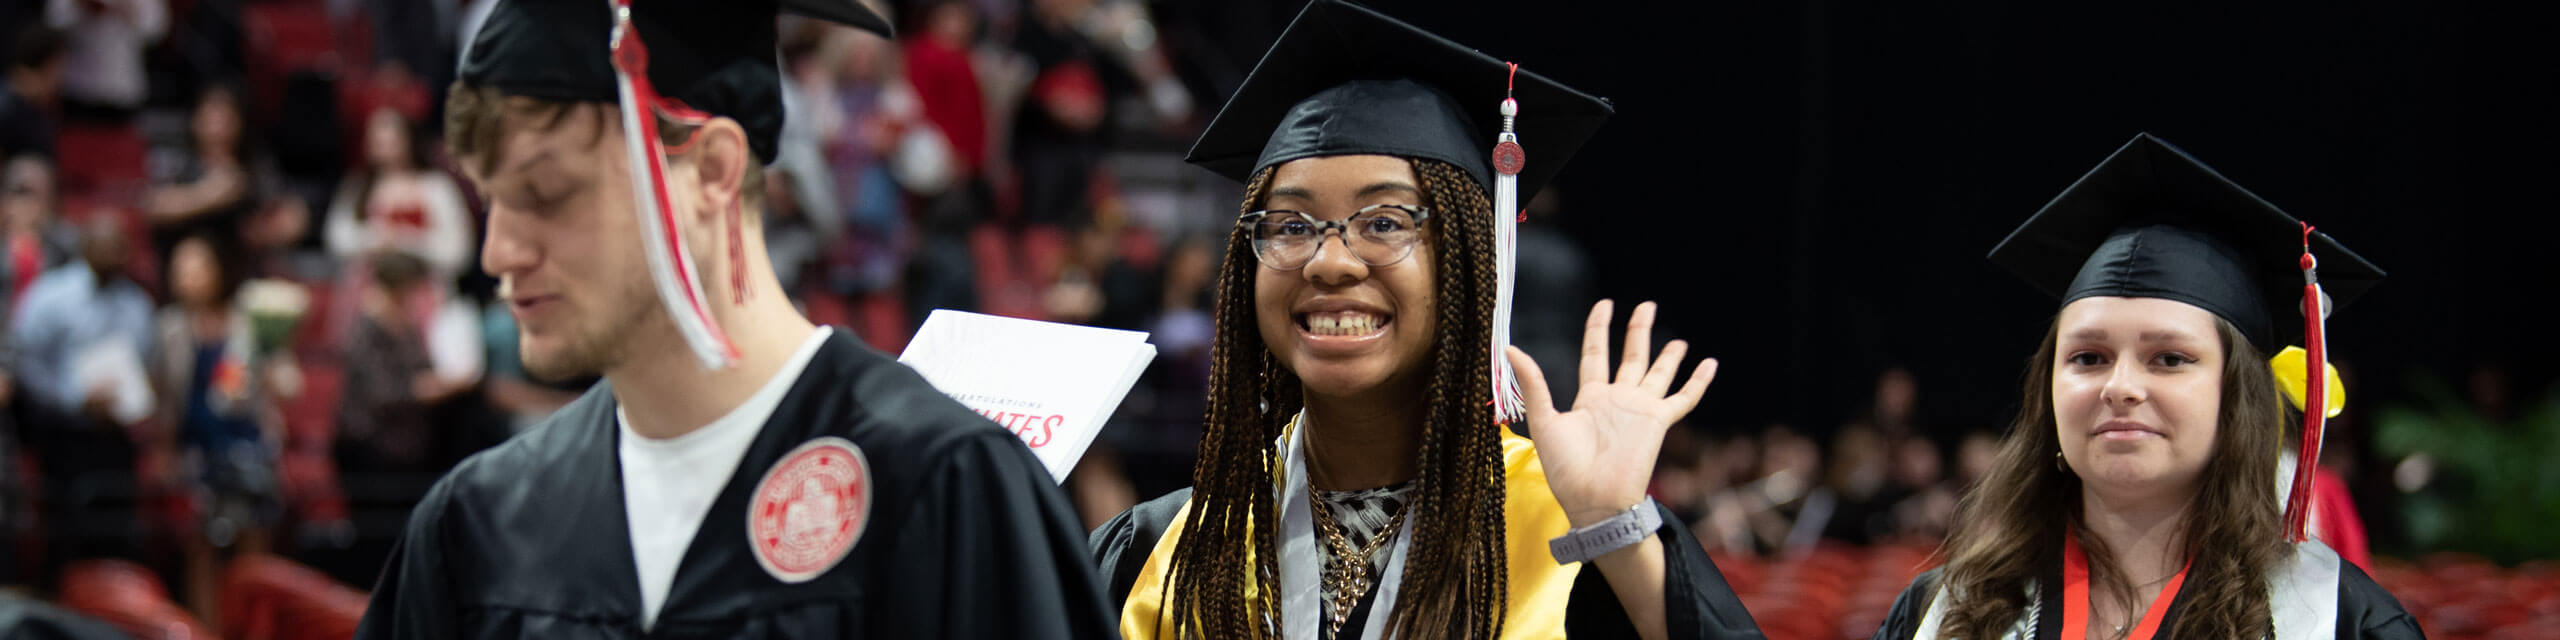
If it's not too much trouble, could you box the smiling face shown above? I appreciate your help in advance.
[458,97,671,381]
[1252,154,1439,401]
[2051,296,2226,501]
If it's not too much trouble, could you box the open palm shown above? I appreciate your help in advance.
[1506,300,1718,527]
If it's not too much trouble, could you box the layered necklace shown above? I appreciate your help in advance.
[1309,483,1416,640]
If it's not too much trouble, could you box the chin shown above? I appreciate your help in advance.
[1289,360,1400,398]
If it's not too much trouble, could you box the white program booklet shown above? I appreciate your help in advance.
[897,310,1156,483]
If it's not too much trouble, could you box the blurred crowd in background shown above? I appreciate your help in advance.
[0,0,2551,637]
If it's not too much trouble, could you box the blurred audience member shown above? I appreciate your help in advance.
[4,155,76,313]
[1009,0,1122,226]
[44,0,165,120]
[333,252,471,475]
[1743,425,1830,557]
[762,167,823,293]
[906,0,992,178]
[1867,365,1918,439]
[144,83,265,259]
[1820,423,1892,545]
[150,231,287,622]
[9,217,155,426]
[1952,429,1998,488]
[816,28,925,297]
[1692,430,1761,554]
[326,106,473,282]
[1650,424,1710,524]
[1884,435,1954,542]
[1043,221,1147,329]
[7,217,153,561]
[0,27,65,160]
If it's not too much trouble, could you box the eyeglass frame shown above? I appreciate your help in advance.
[1235,203,1435,270]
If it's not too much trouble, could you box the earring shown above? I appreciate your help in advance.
[2054,451,2068,473]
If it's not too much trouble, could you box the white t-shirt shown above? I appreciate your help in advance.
[617,327,832,629]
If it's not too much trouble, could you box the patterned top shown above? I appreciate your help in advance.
[1314,480,1416,619]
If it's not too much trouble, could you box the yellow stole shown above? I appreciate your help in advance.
[1119,428,1584,639]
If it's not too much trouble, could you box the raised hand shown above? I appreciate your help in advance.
[1506,300,1717,527]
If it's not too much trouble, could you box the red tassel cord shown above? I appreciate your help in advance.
[610,0,739,366]
[2283,223,2326,543]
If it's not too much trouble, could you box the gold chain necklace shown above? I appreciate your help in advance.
[1311,489,1414,640]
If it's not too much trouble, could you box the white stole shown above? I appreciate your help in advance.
[1279,415,1418,640]
[1907,541,2343,640]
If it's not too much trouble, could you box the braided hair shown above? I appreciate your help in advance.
[1159,157,1510,640]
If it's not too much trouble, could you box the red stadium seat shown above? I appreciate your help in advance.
[244,3,343,114]
[221,553,367,640]
[53,125,149,201]
[56,559,216,639]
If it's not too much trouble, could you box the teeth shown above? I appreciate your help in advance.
[1307,312,1383,336]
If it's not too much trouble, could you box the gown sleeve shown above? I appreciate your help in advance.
[352,478,462,640]
[1563,501,1769,638]
[876,429,1116,639]
[1090,487,1193,623]
[1868,568,1942,640]
[2336,561,2426,639]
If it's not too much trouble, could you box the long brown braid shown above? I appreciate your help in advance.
[1160,158,1509,640]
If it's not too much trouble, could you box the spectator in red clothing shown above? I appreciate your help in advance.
[904,0,991,177]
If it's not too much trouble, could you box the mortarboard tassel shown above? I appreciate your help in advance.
[1489,63,1526,424]
[2282,223,2328,543]
[610,0,740,370]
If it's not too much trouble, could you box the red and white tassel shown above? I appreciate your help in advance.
[610,0,739,370]
[2282,223,2327,543]
[1490,63,1527,424]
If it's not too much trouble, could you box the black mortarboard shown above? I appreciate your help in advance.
[1988,133,2386,350]
[458,0,890,163]
[1184,0,1612,203]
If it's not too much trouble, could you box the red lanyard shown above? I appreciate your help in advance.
[2060,533,2191,640]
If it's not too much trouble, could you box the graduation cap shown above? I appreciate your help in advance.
[458,0,890,164]
[1988,132,2387,543]
[1187,0,1613,423]
[460,0,889,371]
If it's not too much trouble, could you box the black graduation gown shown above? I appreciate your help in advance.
[355,329,1114,639]
[1869,558,2425,639]
[1090,488,1767,638]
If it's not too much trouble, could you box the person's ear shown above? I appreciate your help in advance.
[685,118,751,222]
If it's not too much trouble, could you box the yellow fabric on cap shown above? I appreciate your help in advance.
[2270,346,2346,419]
[1119,426,1583,639]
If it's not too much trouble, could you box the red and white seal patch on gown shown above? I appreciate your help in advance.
[746,436,872,583]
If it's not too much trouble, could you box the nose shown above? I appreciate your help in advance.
[1298,231,1368,286]
[480,203,539,278]
[2101,359,2147,408]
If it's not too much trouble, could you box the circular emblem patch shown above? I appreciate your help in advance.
[746,436,872,583]
[1491,141,1526,176]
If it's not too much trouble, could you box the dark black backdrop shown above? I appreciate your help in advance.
[1156,1,2559,441]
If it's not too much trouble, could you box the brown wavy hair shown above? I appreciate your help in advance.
[1157,158,1509,639]
[1933,316,2290,639]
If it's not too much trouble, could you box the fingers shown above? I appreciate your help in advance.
[1643,339,1689,391]
[1672,357,1721,415]
[1505,346,1561,428]
[1579,299,1614,386]
[1618,301,1657,384]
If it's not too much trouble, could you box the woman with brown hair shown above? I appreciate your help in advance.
[1869,134,2419,640]
[1086,2,1762,639]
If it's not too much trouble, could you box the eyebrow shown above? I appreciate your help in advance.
[2065,328,2205,344]
[1267,181,1422,203]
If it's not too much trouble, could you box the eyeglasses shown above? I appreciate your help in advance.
[1237,204,1432,270]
